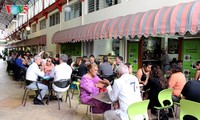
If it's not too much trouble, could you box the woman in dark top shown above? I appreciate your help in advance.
[194,61,200,80]
[136,62,152,86]
[145,65,168,117]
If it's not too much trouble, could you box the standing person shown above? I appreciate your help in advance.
[194,61,200,80]
[26,55,48,105]
[80,64,111,113]
[160,49,170,74]
[136,62,152,86]
[168,64,186,102]
[51,54,72,99]
[103,65,142,120]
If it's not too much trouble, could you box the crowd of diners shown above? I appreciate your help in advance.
[6,50,200,120]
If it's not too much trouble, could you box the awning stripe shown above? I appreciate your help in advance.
[52,0,200,43]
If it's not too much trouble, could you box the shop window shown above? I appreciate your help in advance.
[168,38,179,54]
[112,39,120,56]
[50,12,60,27]
[64,2,82,21]
[88,0,121,13]
[32,24,37,33]
[143,37,161,61]
[40,19,46,30]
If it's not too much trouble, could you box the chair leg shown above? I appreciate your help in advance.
[90,105,93,120]
[170,107,176,120]
[74,103,79,116]
[23,91,29,107]
[157,110,160,120]
[67,91,71,108]
[57,97,61,110]
[71,89,75,99]
[22,88,27,104]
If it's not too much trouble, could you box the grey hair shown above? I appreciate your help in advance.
[34,55,41,61]
[117,65,129,74]
[60,54,68,63]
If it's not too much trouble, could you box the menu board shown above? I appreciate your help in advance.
[61,42,81,56]
[182,39,200,80]
[127,42,138,74]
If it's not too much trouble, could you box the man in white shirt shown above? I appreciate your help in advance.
[51,54,72,99]
[26,55,48,105]
[104,65,142,120]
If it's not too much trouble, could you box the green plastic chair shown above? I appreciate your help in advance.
[73,81,94,120]
[154,88,176,120]
[180,99,200,120]
[127,100,150,120]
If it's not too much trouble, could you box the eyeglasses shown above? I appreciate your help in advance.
[47,60,52,62]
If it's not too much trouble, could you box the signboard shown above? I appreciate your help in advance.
[61,42,81,56]
[5,5,28,15]
[182,39,200,80]
[127,41,139,74]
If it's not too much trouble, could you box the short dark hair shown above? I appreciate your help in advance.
[196,61,200,66]
[103,55,108,62]
[143,62,152,67]
[125,63,131,68]
[117,56,123,61]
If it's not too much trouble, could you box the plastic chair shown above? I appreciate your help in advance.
[21,80,43,107]
[127,100,150,120]
[73,81,94,120]
[180,99,200,120]
[154,88,176,120]
[70,75,81,99]
[52,79,71,110]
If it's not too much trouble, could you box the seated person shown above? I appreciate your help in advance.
[80,64,111,113]
[42,57,54,75]
[168,64,186,102]
[181,80,200,120]
[103,65,142,120]
[99,55,113,80]
[26,55,48,105]
[145,65,168,117]
[136,62,152,86]
[194,61,200,80]
[51,54,72,99]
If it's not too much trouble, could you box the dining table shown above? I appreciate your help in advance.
[91,92,112,104]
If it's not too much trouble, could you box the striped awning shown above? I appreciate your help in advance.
[8,35,46,48]
[52,0,200,43]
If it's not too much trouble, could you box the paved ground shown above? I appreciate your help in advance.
[0,59,179,120]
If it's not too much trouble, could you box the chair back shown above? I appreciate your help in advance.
[127,100,150,120]
[53,79,71,88]
[158,88,173,107]
[180,99,200,120]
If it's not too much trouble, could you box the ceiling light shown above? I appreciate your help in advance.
[26,26,31,31]
[65,0,71,12]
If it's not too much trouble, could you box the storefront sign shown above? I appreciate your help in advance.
[5,5,28,15]
[182,39,200,80]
